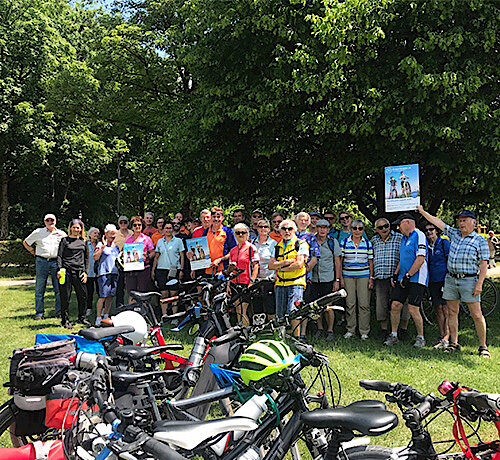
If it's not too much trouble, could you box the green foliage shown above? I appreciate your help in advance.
[0,240,35,268]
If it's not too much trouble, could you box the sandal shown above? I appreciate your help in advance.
[478,346,491,359]
[443,343,461,353]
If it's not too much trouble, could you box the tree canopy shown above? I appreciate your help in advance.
[1,0,498,238]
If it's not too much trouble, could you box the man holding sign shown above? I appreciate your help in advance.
[416,206,490,358]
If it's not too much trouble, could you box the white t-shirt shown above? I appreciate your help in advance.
[25,227,67,259]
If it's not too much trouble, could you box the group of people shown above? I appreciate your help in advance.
[23,206,493,357]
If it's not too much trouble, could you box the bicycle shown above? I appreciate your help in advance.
[420,277,498,326]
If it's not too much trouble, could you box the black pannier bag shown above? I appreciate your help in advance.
[9,339,76,395]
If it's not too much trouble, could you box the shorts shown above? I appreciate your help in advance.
[125,267,153,293]
[429,281,446,307]
[374,278,410,322]
[98,274,119,298]
[275,285,304,319]
[443,274,480,303]
[155,269,179,291]
[391,282,425,307]
[252,280,275,315]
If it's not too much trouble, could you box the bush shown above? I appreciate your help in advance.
[0,240,36,268]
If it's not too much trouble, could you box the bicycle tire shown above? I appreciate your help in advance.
[0,398,26,447]
[331,445,395,460]
[460,278,498,318]
[420,288,435,326]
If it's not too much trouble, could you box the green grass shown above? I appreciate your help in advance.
[1,281,499,451]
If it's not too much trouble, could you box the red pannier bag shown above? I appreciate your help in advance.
[45,384,96,429]
[0,440,63,460]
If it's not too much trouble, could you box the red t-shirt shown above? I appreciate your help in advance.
[229,242,259,285]
[192,226,205,238]
[143,227,157,237]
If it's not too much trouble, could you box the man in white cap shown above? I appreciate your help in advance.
[23,214,67,319]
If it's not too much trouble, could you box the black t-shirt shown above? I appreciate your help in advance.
[58,237,89,272]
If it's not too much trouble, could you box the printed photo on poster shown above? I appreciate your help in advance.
[384,163,420,212]
[123,242,144,271]
[186,236,211,271]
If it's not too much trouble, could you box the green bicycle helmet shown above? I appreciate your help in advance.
[239,340,297,385]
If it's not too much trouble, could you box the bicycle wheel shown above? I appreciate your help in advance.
[420,288,435,325]
[0,398,25,447]
[460,278,498,318]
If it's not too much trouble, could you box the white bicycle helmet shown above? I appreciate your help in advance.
[111,311,148,344]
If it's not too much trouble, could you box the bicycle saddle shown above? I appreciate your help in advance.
[130,291,161,302]
[78,326,135,341]
[153,416,258,450]
[115,344,184,360]
[301,400,398,436]
[112,369,181,385]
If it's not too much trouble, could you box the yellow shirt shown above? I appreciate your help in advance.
[275,237,309,287]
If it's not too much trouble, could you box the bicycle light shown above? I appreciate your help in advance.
[438,380,456,396]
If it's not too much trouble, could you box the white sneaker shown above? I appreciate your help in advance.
[103,314,109,319]
[344,332,354,339]
[360,334,369,340]
[414,336,426,348]
[95,317,102,326]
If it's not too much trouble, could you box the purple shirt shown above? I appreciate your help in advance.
[125,233,155,268]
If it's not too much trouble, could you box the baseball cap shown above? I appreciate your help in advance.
[316,219,329,227]
[118,215,129,223]
[392,213,416,225]
[104,224,118,233]
[44,213,56,221]
[309,211,322,218]
[455,209,476,219]
[252,209,263,216]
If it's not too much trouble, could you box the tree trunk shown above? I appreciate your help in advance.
[0,171,9,239]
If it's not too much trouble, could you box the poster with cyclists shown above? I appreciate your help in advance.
[384,163,420,212]
[122,242,144,271]
[186,236,211,270]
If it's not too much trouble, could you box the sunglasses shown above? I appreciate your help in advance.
[280,227,294,232]
[325,216,335,220]
[119,221,128,224]
[425,228,436,233]
[272,220,283,223]
[339,216,350,221]
[258,225,270,228]
[45,219,54,222]
[132,223,142,227]
[252,214,263,218]
[352,226,364,231]
[376,224,390,230]
[235,231,248,236]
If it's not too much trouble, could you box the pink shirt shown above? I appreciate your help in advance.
[125,233,155,268]
[230,242,259,285]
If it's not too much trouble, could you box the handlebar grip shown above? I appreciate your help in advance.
[315,289,347,307]
[359,379,396,392]
[294,341,315,359]
[161,312,186,322]
[210,328,241,346]
[143,437,188,460]
[459,391,500,412]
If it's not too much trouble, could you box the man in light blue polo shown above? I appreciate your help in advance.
[384,213,428,348]
[417,206,490,358]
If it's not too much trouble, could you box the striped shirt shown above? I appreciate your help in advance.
[371,231,402,279]
[341,236,373,278]
[444,225,489,275]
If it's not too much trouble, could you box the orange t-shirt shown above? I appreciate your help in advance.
[206,227,227,274]
[269,231,283,243]
[151,231,164,247]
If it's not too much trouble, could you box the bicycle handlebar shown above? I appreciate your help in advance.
[359,379,397,393]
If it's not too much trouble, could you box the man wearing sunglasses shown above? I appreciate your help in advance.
[371,218,409,341]
[23,214,67,320]
[324,211,340,240]
[385,213,427,348]
[249,209,264,239]
[268,219,309,337]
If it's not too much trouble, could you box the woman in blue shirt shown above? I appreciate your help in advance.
[93,224,120,326]
[86,227,100,318]
[425,224,450,349]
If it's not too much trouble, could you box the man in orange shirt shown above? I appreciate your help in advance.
[269,212,284,243]
[151,217,165,246]
[202,207,237,275]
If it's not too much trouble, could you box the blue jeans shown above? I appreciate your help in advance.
[35,257,61,316]
[275,285,304,319]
